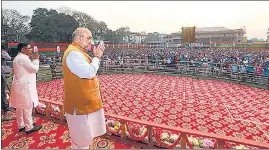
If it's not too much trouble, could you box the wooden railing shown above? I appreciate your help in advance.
[36,97,269,149]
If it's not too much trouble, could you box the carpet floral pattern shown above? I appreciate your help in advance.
[1,111,135,149]
[3,74,269,148]
[36,74,269,144]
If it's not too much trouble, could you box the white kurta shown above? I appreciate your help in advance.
[10,53,39,109]
[65,50,106,148]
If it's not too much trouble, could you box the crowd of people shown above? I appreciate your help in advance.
[101,48,269,68]
[40,47,269,68]
[39,53,61,64]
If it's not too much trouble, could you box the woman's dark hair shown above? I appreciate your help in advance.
[17,43,29,52]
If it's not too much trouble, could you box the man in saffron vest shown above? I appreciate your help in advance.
[62,28,106,149]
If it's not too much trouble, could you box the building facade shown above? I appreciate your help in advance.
[165,33,182,47]
[129,32,147,44]
[164,27,245,47]
[122,32,147,44]
[146,32,167,47]
[195,27,244,44]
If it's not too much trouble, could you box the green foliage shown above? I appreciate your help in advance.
[25,8,79,42]
[1,9,30,42]
[58,7,131,43]
[2,7,131,43]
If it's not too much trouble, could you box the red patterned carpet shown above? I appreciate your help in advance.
[37,74,269,144]
[3,74,269,148]
[1,111,141,149]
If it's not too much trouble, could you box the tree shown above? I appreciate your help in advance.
[114,27,131,43]
[58,7,110,40]
[58,7,131,43]
[98,21,108,33]
[103,29,116,43]
[96,21,109,40]
[26,8,79,42]
[58,7,98,35]
[1,9,30,42]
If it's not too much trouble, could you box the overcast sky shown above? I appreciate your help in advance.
[2,1,269,39]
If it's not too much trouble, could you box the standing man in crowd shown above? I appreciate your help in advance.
[1,49,15,119]
[62,28,106,149]
[10,43,42,134]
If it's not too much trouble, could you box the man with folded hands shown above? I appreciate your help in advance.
[10,43,42,134]
[62,28,106,149]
